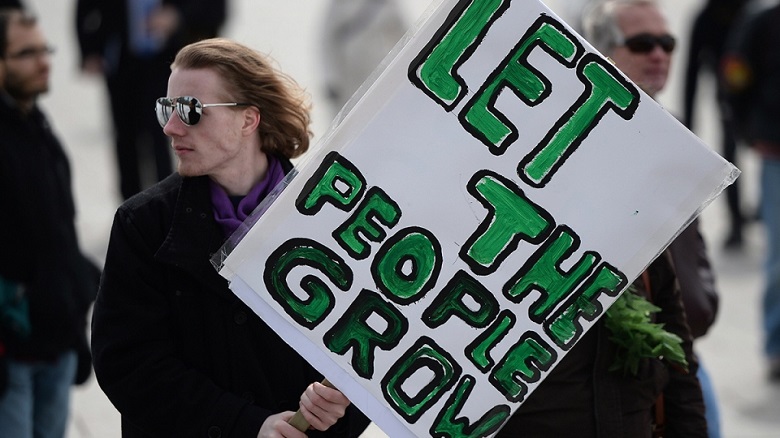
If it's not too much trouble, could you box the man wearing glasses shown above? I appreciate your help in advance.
[91,38,370,437]
[584,0,675,96]
[496,0,709,436]
[0,8,99,438]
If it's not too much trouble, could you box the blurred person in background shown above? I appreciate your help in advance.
[320,0,407,120]
[721,0,780,382]
[0,7,99,437]
[559,0,592,34]
[683,0,750,250]
[75,0,227,201]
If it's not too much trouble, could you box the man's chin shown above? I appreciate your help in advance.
[638,80,665,97]
[31,80,49,95]
[177,166,203,178]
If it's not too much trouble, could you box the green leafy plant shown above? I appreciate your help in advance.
[604,286,687,376]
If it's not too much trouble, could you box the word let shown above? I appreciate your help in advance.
[410,4,640,187]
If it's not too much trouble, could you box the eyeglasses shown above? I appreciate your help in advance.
[5,46,55,61]
[155,96,250,127]
[621,33,676,54]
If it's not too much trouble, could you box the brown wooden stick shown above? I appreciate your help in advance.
[288,378,335,432]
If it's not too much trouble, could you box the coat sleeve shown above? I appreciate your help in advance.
[75,0,109,65]
[667,219,719,339]
[91,208,269,437]
[170,0,227,43]
[650,253,708,438]
[721,5,767,140]
[176,0,226,31]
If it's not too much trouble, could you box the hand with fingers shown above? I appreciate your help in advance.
[297,381,351,432]
[257,412,307,438]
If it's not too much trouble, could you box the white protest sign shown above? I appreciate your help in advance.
[216,0,738,436]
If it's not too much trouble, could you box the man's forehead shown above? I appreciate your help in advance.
[616,3,669,36]
[6,21,45,49]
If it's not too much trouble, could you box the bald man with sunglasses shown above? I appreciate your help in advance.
[583,0,675,98]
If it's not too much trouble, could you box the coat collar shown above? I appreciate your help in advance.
[156,175,231,294]
[153,157,294,295]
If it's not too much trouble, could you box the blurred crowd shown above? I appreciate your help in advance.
[0,0,778,437]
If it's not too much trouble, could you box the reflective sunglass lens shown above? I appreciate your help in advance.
[155,98,174,128]
[175,96,203,126]
[156,96,246,127]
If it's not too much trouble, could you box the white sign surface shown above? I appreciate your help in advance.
[217,0,738,436]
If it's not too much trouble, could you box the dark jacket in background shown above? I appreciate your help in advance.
[0,0,22,8]
[723,2,780,150]
[499,253,707,437]
[75,0,226,70]
[91,169,370,437]
[0,93,99,376]
[683,0,749,129]
[668,218,719,339]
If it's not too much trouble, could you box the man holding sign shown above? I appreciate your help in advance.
[90,39,369,437]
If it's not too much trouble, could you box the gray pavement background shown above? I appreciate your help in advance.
[17,0,779,436]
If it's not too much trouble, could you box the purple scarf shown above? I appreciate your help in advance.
[210,156,285,237]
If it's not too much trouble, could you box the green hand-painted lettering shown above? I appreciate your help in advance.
[372,227,442,305]
[430,376,511,438]
[520,54,640,187]
[490,332,555,402]
[297,151,366,215]
[466,310,515,372]
[382,337,461,422]
[462,17,581,153]
[412,0,508,107]
[505,226,598,322]
[323,290,408,379]
[546,263,626,348]
[334,187,401,260]
[264,238,351,329]
[422,270,498,329]
[462,171,552,275]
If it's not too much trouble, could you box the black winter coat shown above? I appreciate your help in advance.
[91,171,370,437]
[0,94,99,364]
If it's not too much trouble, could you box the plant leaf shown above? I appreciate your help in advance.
[604,286,688,375]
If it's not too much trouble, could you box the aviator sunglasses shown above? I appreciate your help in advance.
[621,33,676,54]
[155,96,250,128]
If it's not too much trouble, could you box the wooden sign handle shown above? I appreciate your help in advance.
[288,378,335,432]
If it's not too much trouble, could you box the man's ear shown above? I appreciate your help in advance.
[242,105,261,135]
